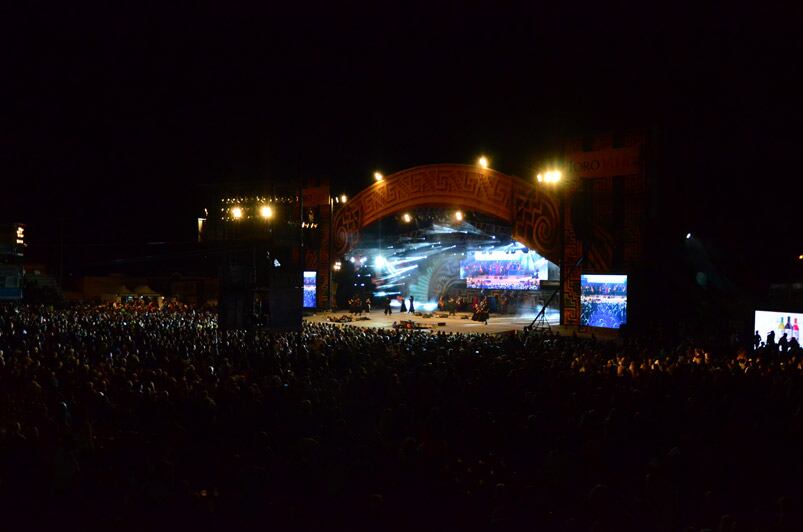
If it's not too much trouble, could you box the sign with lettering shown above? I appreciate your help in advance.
[567,146,641,178]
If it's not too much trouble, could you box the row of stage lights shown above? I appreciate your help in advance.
[398,210,463,223]
[222,204,274,220]
[222,157,560,221]
[224,205,326,224]
[372,156,561,184]
[222,194,349,222]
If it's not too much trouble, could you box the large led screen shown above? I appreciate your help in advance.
[754,310,802,344]
[580,274,628,328]
[459,249,548,290]
[303,271,317,308]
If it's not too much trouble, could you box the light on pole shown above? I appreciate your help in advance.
[537,169,565,325]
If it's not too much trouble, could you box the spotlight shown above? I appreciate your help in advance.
[260,205,273,219]
[374,172,384,182]
[686,233,692,239]
[478,156,489,169]
[402,213,412,223]
[539,170,562,184]
[340,194,347,204]
[231,206,243,219]
[455,211,464,221]
[374,256,386,269]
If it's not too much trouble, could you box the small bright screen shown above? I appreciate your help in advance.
[303,271,316,308]
[754,310,802,345]
[580,274,628,328]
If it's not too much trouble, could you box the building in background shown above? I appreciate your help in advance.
[0,223,25,300]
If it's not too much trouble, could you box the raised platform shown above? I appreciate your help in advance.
[304,308,562,335]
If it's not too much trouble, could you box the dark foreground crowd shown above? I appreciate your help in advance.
[1,304,802,531]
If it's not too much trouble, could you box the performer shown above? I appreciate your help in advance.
[400,296,407,313]
[471,296,489,324]
[408,295,415,314]
[384,296,392,316]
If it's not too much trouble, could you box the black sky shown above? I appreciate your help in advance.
[2,1,801,281]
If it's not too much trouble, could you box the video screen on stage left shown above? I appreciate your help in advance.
[303,271,316,308]
[580,274,628,328]
[754,310,802,344]
[459,249,547,290]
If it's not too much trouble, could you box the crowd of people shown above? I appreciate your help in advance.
[580,299,628,329]
[0,303,802,530]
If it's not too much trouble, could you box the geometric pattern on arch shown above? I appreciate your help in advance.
[332,163,562,264]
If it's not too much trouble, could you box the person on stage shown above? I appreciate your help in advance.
[408,295,415,314]
[384,296,392,315]
[400,296,407,313]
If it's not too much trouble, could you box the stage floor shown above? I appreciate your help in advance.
[304,308,560,335]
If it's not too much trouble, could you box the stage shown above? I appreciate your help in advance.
[304,308,561,335]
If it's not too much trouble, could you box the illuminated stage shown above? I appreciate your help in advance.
[304,308,561,335]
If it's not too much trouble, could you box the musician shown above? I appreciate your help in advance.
[471,296,489,324]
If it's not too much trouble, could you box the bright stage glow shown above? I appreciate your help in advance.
[260,205,273,219]
[686,233,692,239]
[478,156,489,169]
[537,173,543,182]
[231,206,243,219]
[374,172,384,181]
[455,211,464,221]
[340,194,347,203]
[374,256,386,269]
[402,213,412,223]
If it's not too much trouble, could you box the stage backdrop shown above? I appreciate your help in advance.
[314,134,649,326]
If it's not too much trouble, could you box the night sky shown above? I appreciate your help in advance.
[2,2,801,285]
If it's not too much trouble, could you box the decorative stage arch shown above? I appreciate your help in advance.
[326,139,648,327]
[332,164,562,264]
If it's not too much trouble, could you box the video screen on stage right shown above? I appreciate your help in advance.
[754,310,802,344]
[303,271,317,308]
[580,274,628,329]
